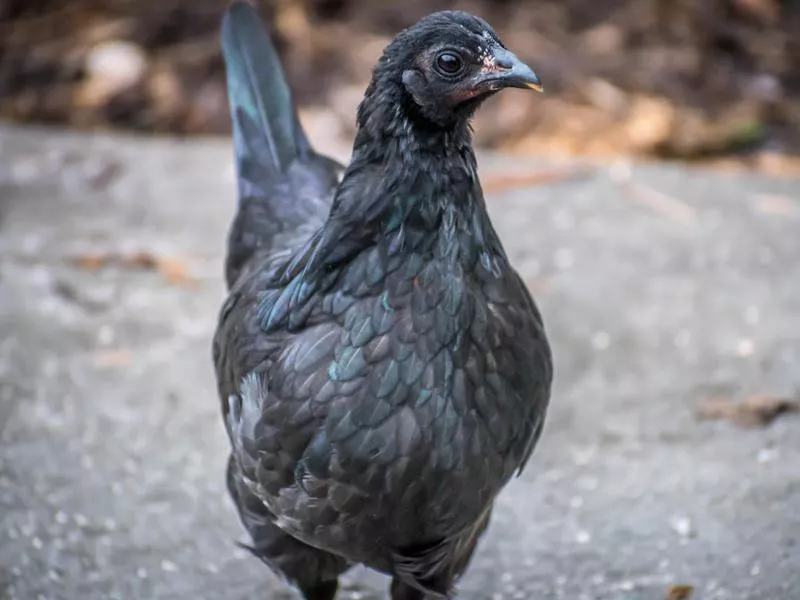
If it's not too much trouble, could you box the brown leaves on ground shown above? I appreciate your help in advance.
[697,395,800,428]
[2,0,799,170]
[70,251,196,286]
[666,584,694,600]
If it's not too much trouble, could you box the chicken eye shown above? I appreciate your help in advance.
[435,52,463,76]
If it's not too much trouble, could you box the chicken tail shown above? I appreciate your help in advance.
[220,1,343,288]
[221,1,311,189]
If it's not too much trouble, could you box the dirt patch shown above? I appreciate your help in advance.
[1,0,799,172]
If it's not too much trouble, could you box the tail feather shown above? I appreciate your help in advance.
[221,1,309,189]
[220,1,342,288]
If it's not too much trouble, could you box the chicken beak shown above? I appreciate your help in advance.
[476,46,543,93]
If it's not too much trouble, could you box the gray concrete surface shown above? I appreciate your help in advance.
[0,124,799,600]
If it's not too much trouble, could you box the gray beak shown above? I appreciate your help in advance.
[476,46,543,92]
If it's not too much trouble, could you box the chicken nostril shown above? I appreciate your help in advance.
[495,57,514,70]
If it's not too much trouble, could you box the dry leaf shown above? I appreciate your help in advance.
[69,251,196,286]
[156,257,196,286]
[697,395,800,428]
[122,251,159,269]
[666,584,694,600]
[93,349,133,368]
[72,253,109,271]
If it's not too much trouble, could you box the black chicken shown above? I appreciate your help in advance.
[213,3,553,599]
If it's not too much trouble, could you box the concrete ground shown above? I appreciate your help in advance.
[0,124,799,600]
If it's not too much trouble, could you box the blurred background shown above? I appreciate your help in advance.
[1,0,799,172]
[2,3,800,599]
